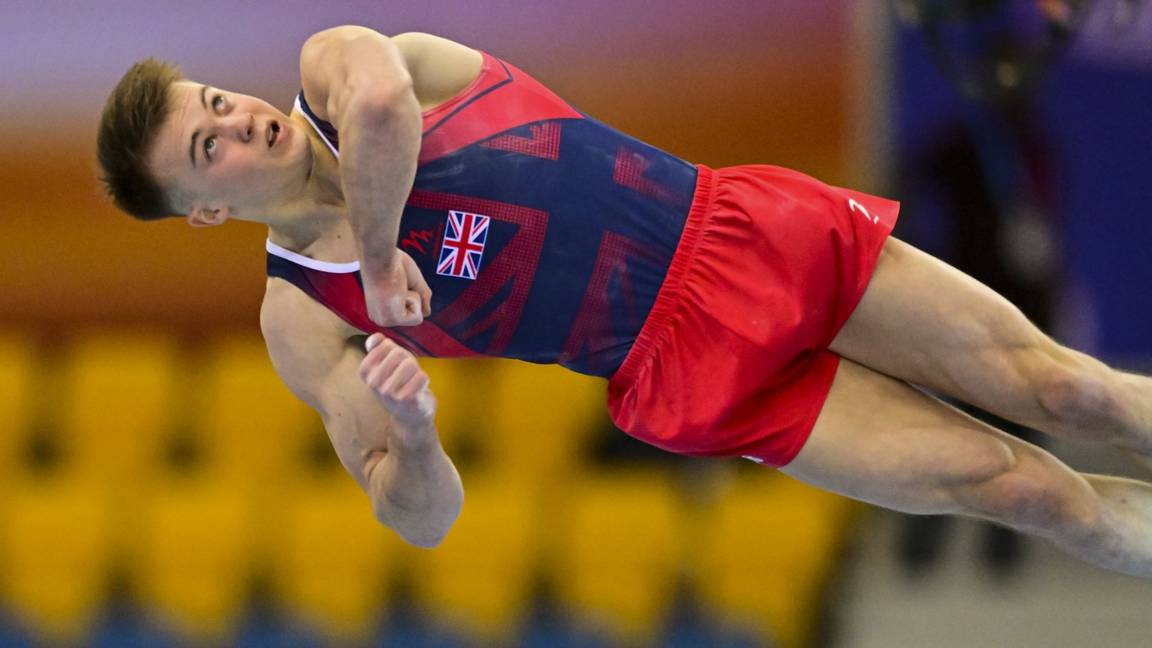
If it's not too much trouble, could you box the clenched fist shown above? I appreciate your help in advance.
[364,249,433,328]
[359,333,437,435]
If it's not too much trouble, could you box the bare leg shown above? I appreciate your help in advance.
[830,237,1152,453]
[783,358,1152,578]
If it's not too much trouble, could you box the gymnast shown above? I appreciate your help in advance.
[97,27,1152,578]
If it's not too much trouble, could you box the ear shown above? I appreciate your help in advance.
[185,205,232,228]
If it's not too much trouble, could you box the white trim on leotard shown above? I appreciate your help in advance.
[266,239,360,274]
[293,94,340,159]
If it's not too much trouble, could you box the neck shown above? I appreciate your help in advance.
[266,204,348,256]
[266,116,347,254]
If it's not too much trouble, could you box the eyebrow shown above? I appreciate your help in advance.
[188,84,209,168]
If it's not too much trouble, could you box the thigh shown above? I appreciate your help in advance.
[780,357,1071,517]
[829,236,1074,429]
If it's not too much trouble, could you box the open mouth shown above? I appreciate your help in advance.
[267,120,280,148]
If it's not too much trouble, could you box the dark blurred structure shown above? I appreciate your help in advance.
[892,0,1085,578]
[890,0,1152,365]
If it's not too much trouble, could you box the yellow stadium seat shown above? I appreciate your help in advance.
[0,474,114,645]
[483,361,607,486]
[269,473,402,643]
[132,474,255,644]
[552,469,683,646]
[697,470,861,648]
[0,332,37,479]
[418,357,498,457]
[191,335,322,492]
[53,331,180,486]
[408,471,540,645]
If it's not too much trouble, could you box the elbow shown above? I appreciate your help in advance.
[402,529,449,549]
[374,512,453,549]
[371,492,463,550]
[343,72,415,122]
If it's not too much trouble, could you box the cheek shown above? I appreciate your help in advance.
[223,151,261,175]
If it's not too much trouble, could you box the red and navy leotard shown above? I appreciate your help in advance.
[266,51,699,377]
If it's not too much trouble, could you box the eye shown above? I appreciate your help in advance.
[211,95,225,112]
[204,135,217,160]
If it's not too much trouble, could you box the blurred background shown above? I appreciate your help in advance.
[1,1,1151,646]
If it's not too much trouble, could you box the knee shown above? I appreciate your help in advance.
[958,452,1101,538]
[1034,361,1116,429]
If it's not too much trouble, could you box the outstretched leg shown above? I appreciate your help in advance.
[784,357,1152,578]
[787,357,1152,574]
[831,237,1152,453]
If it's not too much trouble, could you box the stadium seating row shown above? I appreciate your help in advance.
[0,330,862,648]
[0,330,607,487]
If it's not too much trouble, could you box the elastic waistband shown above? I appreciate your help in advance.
[610,164,717,387]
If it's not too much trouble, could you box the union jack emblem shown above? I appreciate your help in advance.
[436,210,490,280]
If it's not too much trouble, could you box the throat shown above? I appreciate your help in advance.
[272,113,353,263]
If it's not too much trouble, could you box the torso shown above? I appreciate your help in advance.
[266,46,701,377]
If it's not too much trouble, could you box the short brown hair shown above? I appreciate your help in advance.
[97,59,185,220]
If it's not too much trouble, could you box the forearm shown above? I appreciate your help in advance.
[366,423,463,548]
[339,84,423,281]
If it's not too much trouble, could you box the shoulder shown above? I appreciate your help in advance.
[298,25,392,73]
[392,33,485,110]
[298,27,483,115]
[299,27,479,70]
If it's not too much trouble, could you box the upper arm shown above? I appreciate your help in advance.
[299,26,483,122]
[260,278,390,491]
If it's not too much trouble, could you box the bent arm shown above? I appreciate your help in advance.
[261,279,463,547]
[323,356,463,547]
[299,25,422,287]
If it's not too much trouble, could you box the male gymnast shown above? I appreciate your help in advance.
[98,27,1152,578]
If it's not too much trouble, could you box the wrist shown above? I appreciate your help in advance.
[389,419,441,456]
[359,246,397,274]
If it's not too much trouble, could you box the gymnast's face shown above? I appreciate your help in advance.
[148,80,312,226]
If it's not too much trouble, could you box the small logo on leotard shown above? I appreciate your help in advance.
[401,227,438,255]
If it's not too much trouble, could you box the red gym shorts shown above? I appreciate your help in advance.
[607,164,899,466]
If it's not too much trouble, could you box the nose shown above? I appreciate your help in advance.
[222,113,255,142]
